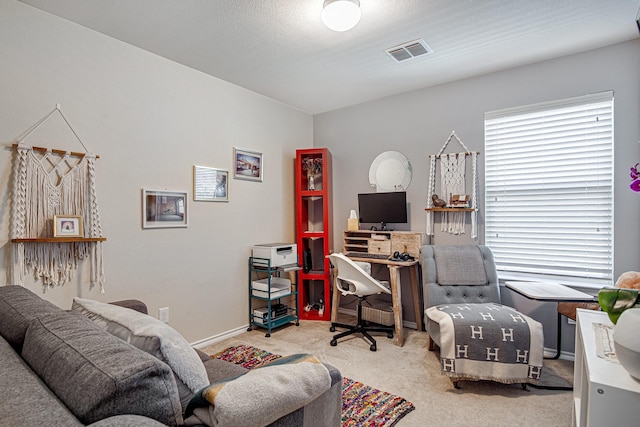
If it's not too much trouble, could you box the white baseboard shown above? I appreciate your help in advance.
[191,324,249,349]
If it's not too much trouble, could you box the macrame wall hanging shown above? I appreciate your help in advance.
[9,105,106,292]
[426,131,479,239]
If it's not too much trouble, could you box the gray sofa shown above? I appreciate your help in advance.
[0,285,342,426]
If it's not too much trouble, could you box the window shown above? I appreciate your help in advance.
[484,92,613,286]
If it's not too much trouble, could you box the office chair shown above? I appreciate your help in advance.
[421,245,544,387]
[328,253,394,351]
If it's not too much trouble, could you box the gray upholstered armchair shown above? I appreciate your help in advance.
[420,245,544,388]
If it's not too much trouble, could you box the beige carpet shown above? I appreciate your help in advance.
[199,317,573,427]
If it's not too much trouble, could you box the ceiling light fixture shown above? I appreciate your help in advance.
[322,0,361,32]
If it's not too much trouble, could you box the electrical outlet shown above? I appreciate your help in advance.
[158,307,169,323]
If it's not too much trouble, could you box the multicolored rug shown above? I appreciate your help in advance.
[211,345,415,427]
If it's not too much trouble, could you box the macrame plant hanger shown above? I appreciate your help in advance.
[9,104,106,292]
[426,131,479,239]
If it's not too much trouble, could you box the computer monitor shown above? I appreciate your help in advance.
[357,191,407,230]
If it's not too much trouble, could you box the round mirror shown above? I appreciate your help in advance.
[369,151,412,192]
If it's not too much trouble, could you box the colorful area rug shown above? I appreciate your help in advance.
[211,345,415,427]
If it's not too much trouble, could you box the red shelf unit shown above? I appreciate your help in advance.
[295,148,332,321]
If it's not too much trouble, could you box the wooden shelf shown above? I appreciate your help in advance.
[343,230,423,259]
[425,207,476,212]
[11,237,107,243]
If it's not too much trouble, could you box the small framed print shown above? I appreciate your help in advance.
[233,147,263,182]
[142,189,188,229]
[193,165,229,202]
[54,215,83,237]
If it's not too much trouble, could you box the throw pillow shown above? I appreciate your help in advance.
[22,311,183,425]
[72,297,209,411]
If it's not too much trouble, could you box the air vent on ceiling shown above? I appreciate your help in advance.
[385,39,433,63]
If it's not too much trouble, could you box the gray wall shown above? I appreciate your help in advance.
[0,0,312,343]
[314,39,640,354]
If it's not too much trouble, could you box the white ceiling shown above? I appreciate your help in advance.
[18,0,640,115]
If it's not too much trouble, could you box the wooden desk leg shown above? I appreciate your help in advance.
[330,267,340,324]
[410,264,423,332]
[388,266,404,346]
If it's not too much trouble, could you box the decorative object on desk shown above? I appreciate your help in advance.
[629,163,640,192]
[347,209,359,231]
[53,215,83,238]
[614,308,640,380]
[431,194,447,208]
[301,157,322,190]
[233,147,263,182]
[426,131,479,238]
[368,151,412,192]
[9,105,105,290]
[597,271,640,324]
[193,165,228,202]
[142,189,188,229]
[211,345,415,427]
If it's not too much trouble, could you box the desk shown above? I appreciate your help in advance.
[505,281,596,359]
[331,256,422,347]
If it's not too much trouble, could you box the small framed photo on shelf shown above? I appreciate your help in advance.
[53,215,83,237]
[142,189,188,229]
[193,165,229,202]
[233,147,263,182]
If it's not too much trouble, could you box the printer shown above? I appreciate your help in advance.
[252,243,298,267]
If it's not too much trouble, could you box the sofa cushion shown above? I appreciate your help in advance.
[72,297,209,411]
[21,311,183,426]
[0,285,61,351]
[0,334,83,426]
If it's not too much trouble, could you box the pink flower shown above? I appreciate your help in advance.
[631,164,640,192]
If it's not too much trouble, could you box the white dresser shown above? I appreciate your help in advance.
[573,309,640,426]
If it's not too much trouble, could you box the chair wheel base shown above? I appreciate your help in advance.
[329,326,336,332]
[330,339,337,346]
[387,332,394,339]
[370,344,377,352]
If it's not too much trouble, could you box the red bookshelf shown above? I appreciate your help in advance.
[295,148,332,321]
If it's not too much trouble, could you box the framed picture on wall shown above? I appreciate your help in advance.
[53,215,83,237]
[233,147,263,182]
[193,165,229,202]
[142,189,188,228]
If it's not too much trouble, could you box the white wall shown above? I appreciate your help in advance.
[0,0,312,343]
[315,38,640,349]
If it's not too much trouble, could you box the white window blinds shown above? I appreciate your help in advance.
[484,91,613,285]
